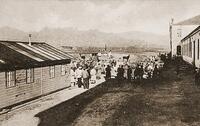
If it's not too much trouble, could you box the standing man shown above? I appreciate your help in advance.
[127,65,132,82]
[117,65,124,85]
[123,64,128,79]
[108,50,112,59]
[153,64,159,79]
[82,66,90,89]
[76,66,83,88]
[97,50,102,62]
[105,65,111,80]
[138,64,144,80]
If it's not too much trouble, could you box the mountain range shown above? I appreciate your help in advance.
[0,26,169,49]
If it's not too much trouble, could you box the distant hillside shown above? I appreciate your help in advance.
[117,31,169,48]
[0,26,169,49]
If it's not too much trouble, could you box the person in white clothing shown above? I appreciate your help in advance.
[76,66,83,88]
[70,67,76,86]
[90,67,97,84]
[111,65,117,78]
[108,50,112,59]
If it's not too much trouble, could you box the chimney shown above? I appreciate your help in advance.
[28,34,32,46]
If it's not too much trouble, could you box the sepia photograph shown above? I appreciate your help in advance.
[0,0,200,126]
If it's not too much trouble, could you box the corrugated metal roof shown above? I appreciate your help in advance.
[33,44,62,60]
[33,44,63,60]
[18,43,56,60]
[0,43,41,71]
[0,42,44,62]
[11,42,49,61]
[0,41,72,71]
[40,44,66,58]
[44,44,74,59]
[36,44,68,59]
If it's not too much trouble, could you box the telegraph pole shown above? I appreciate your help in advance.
[169,18,174,58]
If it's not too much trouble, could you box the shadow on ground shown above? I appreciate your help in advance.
[35,76,170,126]
[35,80,121,126]
[35,64,200,126]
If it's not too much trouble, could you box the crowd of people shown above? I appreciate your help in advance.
[113,55,163,83]
[70,61,98,89]
[70,51,164,89]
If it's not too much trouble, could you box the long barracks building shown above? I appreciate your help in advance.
[0,40,73,109]
[181,26,200,67]
[174,15,200,68]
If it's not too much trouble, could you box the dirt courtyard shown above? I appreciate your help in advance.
[35,63,200,126]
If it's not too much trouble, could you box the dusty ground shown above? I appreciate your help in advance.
[34,63,200,126]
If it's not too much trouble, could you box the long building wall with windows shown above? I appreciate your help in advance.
[0,41,72,109]
[41,65,71,94]
[181,26,200,68]
[0,68,42,108]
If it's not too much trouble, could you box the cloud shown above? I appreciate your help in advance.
[0,0,200,35]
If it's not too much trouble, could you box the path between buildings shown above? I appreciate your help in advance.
[36,63,200,126]
[1,63,200,126]
[0,78,105,126]
[70,64,200,126]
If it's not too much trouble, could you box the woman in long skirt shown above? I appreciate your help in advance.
[96,63,102,80]
[123,64,128,79]
[90,67,97,84]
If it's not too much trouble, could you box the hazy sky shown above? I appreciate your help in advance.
[0,0,200,35]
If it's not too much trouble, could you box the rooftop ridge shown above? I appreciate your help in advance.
[0,40,45,44]
[181,26,200,42]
